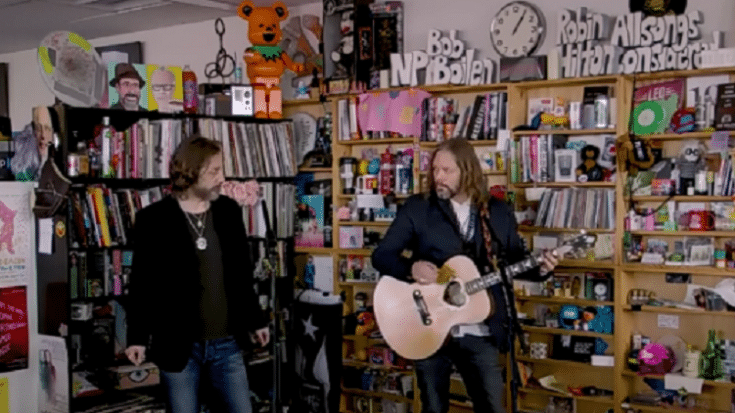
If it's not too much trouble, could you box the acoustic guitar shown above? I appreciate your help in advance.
[373,232,596,360]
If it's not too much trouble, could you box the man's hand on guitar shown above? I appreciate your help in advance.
[540,250,558,277]
[412,260,438,284]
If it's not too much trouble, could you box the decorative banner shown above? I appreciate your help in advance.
[391,29,496,87]
[556,8,723,77]
[0,286,28,373]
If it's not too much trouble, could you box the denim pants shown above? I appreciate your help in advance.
[161,337,252,413]
[414,335,505,413]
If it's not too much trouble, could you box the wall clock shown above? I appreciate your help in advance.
[490,1,546,58]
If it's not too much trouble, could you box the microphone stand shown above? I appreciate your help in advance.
[483,219,527,413]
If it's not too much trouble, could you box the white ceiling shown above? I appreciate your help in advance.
[0,0,316,55]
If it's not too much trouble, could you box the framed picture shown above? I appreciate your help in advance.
[94,42,143,108]
[554,149,577,182]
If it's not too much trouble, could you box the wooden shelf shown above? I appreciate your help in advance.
[634,66,735,81]
[340,387,412,403]
[623,305,735,317]
[621,263,735,276]
[337,194,411,200]
[418,169,506,175]
[294,247,334,254]
[514,74,620,89]
[342,335,386,346]
[342,359,412,372]
[515,356,612,369]
[517,226,613,233]
[630,131,734,141]
[624,403,718,413]
[516,296,614,307]
[339,280,378,287]
[335,248,374,255]
[628,230,735,237]
[521,326,613,338]
[518,387,614,404]
[513,128,616,136]
[338,137,414,146]
[298,167,332,173]
[557,260,615,269]
[338,221,392,227]
[283,97,322,107]
[621,371,735,388]
[418,139,498,148]
[510,182,616,188]
[630,195,733,202]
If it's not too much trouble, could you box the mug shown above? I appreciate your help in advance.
[688,210,715,231]
[356,174,378,194]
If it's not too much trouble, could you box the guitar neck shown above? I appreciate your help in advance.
[465,252,542,295]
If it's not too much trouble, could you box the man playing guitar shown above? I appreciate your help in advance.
[372,138,557,413]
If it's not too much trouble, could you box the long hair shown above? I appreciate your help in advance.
[169,135,222,195]
[426,138,488,205]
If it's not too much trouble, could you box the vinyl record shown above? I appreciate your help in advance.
[37,31,107,107]
[632,100,664,135]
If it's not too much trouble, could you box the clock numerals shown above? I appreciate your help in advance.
[498,18,504,25]
[512,5,519,12]
[528,15,534,23]
[531,26,537,34]
[491,1,545,58]
[497,40,503,47]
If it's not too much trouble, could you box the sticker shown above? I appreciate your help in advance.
[55,220,66,238]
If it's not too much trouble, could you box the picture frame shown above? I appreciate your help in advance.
[554,149,577,182]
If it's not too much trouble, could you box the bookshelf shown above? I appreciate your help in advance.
[289,66,735,413]
[36,106,297,412]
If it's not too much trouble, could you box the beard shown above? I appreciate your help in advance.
[122,94,140,109]
[192,184,221,201]
[435,184,456,200]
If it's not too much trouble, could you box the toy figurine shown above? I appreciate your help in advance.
[575,144,607,182]
[238,1,305,118]
[330,9,354,78]
[677,139,706,195]
[304,255,316,289]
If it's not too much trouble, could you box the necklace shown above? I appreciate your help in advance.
[184,210,208,250]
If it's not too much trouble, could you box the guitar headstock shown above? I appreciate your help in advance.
[556,231,597,259]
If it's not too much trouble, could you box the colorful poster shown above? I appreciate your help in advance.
[146,65,183,113]
[0,286,28,373]
[295,194,325,248]
[38,335,69,413]
[0,184,33,285]
[107,62,148,111]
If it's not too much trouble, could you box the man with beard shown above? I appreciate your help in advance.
[372,138,557,413]
[109,63,146,111]
[149,66,183,113]
[125,136,268,413]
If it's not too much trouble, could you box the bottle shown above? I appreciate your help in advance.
[88,144,101,178]
[379,147,395,195]
[182,65,199,114]
[100,116,114,178]
[76,141,89,176]
[670,159,679,195]
[683,344,700,378]
[699,328,724,380]
[234,53,243,84]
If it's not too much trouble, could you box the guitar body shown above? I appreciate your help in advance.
[374,255,492,360]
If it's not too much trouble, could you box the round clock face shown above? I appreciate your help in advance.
[594,283,608,297]
[490,1,546,58]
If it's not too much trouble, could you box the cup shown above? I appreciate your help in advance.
[687,210,715,231]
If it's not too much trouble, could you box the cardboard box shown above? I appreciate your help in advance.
[108,362,160,390]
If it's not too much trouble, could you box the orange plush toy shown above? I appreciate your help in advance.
[238,1,304,119]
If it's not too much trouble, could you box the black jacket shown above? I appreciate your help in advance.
[372,192,547,351]
[127,195,267,371]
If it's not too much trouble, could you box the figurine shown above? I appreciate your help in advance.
[575,144,606,182]
[677,139,706,194]
[304,255,316,289]
[238,1,304,118]
[330,9,354,78]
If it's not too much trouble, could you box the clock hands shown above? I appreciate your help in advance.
[512,9,527,35]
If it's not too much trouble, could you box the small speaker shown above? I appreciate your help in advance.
[231,85,254,116]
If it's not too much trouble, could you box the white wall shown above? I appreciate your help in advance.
[3,0,735,129]
[3,1,734,129]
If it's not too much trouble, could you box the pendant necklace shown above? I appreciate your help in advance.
[184,210,208,250]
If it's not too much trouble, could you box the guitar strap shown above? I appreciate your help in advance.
[478,202,495,268]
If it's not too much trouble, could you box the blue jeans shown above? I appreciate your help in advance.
[414,335,504,413]
[161,337,252,413]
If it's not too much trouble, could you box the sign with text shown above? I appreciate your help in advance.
[556,8,723,78]
[390,29,496,87]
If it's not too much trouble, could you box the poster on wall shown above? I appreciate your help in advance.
[146,65,183,114]
[0,286,28,373]
[0,183,33,285]
[107,62,148,111]
[38,335,68,413]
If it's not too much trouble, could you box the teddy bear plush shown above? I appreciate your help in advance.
[238,1,304,118]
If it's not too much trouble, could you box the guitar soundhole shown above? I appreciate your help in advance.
[443,281,466,307]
